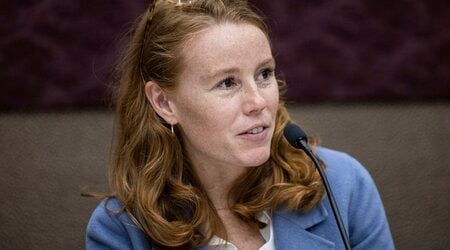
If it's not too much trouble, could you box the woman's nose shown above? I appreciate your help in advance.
[242,82,267,115]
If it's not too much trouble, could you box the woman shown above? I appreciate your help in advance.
[86,0,394,249]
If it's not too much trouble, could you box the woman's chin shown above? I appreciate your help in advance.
[241,148,271,167]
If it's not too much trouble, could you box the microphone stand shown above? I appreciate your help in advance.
[295,138,352,250]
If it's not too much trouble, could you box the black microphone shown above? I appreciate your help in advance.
[284,123,351,250]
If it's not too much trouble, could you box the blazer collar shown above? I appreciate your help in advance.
[273,202,335,249]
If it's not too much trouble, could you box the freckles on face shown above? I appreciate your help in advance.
[169,23,279,169]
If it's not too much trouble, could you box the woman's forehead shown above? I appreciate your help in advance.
[180,23,273,76]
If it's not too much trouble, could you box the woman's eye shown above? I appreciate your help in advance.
[217,77,237,89]
[257,68,274,82]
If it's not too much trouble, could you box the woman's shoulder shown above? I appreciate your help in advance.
[316,146,366,172]
[87,198,127,228]
[315,147,374,192]
[274,147,394,248]
[86,198,152,249]
[306,147,394,248]
[314,147,385,219]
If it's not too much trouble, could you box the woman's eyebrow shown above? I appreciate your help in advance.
[203,67,240,81]
[203,57,275,80]
[257,58,275,69]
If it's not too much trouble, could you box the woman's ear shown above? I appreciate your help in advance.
[144,81,177,124]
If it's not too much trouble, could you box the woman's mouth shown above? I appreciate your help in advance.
[246,126,264,134]
[238,126,270,142]
[239,126,266,135]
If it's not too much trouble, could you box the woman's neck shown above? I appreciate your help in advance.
[191,160,247,210]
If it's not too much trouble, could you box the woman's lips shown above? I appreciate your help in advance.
[238,126,269,142]
[245,126,264,134]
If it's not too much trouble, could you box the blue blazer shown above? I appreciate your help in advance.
[86,148,394,249]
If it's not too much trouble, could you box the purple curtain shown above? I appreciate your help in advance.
[1,0,449,110]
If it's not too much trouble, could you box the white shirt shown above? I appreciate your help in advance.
[208,211,275,250]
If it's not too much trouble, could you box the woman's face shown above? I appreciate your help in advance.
[169,23,279,171]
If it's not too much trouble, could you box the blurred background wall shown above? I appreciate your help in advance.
[0,0,449,249]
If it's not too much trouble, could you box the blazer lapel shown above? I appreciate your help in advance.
[273,203,335,249]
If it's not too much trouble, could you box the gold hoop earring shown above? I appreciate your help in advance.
[171,123,174,135]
